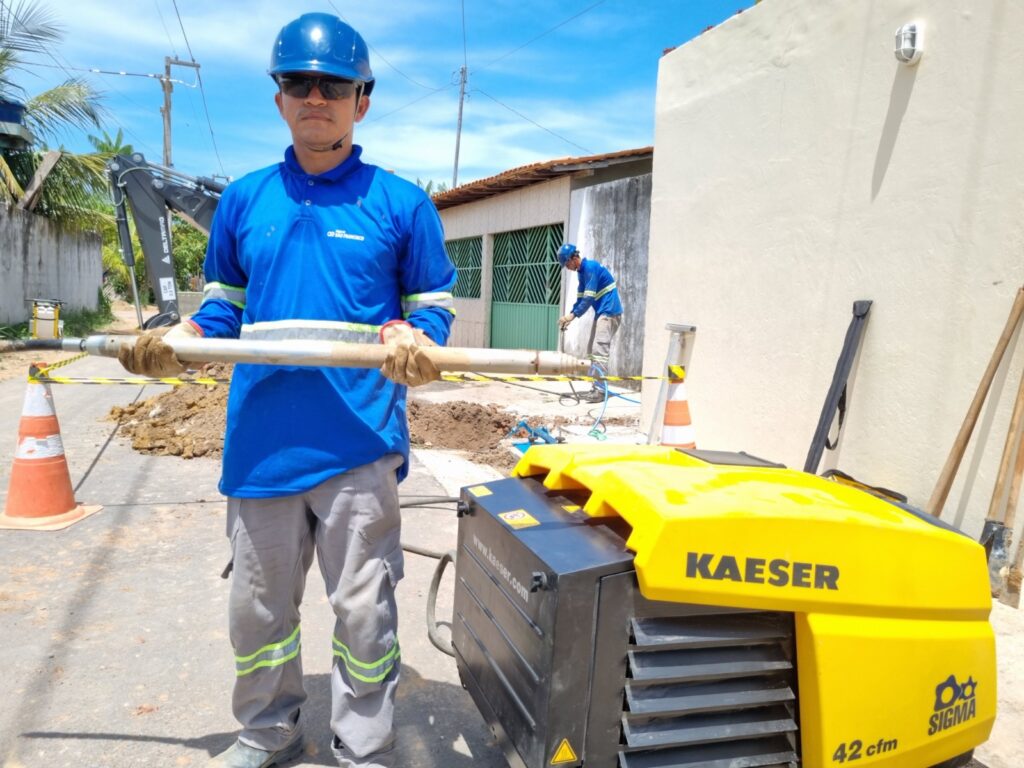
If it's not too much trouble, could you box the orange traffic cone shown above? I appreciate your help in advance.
[0,365,101,531]
[659,377,696,449]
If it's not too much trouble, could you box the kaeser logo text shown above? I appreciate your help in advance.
[928,675,977,736]
[685,552,840,590]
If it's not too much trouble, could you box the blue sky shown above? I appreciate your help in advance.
[29,0,753,186]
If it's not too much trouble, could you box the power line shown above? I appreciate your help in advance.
[0,0,78,83]
[31,61,194,85]
[364,85,454,125]
[476,0,609,72]
[169,0,224,175]
[325,0,444,92]
[0,0,160,153]
[473,88,594,155]
[152,0,179,58]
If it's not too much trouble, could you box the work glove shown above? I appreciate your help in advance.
[380,322,440,387]
[117,322,198,377]
[558,313,575,331]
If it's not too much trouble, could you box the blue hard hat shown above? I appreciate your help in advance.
[269,13,375,96]
[557,243,578,266]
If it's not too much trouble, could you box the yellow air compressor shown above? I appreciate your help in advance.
[451,445,995,768]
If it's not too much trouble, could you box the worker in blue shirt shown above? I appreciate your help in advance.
[556,243,623,402]
[118,13,455,768]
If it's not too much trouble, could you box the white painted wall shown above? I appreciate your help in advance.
[440,177,570,348]
[561,174,651,381]
[645,0,1024,540]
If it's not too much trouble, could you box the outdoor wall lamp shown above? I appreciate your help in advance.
[894,22,924,65]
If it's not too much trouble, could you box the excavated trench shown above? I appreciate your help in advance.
[107,363,631,474]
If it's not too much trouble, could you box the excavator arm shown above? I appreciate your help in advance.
[106,153,225,328]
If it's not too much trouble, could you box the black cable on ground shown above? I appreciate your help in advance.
[399,496,458,656]
[425,550,457,657]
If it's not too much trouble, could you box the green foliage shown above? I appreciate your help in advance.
[87,128,133,157]
[0,321,29,340]
[60,289,113,337]
[0,1,111,227]
[171,216,208,290]
[416,178,450,196]
[99,215,208,301]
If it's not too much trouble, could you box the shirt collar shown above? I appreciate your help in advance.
[283,144,364,182]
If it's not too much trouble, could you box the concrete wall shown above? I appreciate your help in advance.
[644,0,1024,540]
[0,205,101,325]
[441,176,571,348]
[562,172,651,381]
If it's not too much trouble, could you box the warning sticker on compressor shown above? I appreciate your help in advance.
[498,509,540,529]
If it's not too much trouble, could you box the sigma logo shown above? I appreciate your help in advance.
[928,675,977,736]
[326,228,365,241]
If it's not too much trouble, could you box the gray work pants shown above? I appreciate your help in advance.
[226,453,404,762]
[587,313,622,387]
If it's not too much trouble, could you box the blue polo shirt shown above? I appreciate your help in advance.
[571,258,623,319]
[190,145,455,497]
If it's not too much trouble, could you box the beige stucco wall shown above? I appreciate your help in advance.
[440,176,570,348]
[644,0,1024,539]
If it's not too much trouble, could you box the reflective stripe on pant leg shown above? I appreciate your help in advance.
[227,495,314,751]
[309,454,404,759]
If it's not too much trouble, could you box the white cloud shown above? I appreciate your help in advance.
[29,0,723,184]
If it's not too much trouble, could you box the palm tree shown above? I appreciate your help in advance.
[88,127,134,157]
[0,0,109,227]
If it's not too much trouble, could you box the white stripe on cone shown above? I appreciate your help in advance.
[15,434,65,460]
[661,425,697,446]
[22,382,57,417]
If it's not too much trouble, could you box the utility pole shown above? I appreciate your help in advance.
[161,56,200,168]
[452,65,467,189]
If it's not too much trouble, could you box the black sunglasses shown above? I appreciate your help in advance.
[277,75,359,101]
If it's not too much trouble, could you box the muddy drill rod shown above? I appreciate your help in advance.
[5,335,591,376]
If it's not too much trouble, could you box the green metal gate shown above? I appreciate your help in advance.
[490,224,563,350]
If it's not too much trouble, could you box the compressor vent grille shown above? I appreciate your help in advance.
[618,609,799,768]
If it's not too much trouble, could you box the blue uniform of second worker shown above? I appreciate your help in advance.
[570,257,623,320]
[556,244,624,402]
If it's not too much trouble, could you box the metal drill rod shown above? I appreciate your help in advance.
[2,335,592,376]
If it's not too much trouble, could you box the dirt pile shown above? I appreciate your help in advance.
[108,369,568,473]
[108,364,230,458]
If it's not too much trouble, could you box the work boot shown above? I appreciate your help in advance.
[208,738,304,768]
[331,735,396,768]
[580,389,606,403]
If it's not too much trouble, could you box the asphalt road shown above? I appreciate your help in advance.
[0,354,505,767]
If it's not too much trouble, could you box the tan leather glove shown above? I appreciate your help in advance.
[380,322,440,387]
[117,322,198,377]
[558,313,575,331]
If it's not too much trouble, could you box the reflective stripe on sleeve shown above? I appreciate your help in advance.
[331,637,400,684]
[240,320,381,343]
[235,625,301,677]
[203,282,246,309]
[401,292,455,318]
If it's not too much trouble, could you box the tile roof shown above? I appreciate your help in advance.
[432,146,653,210]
